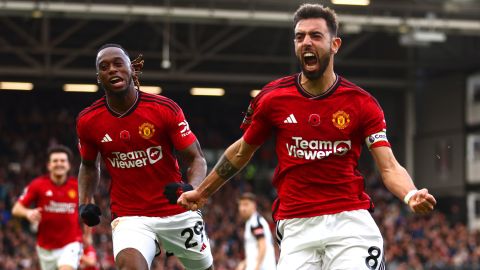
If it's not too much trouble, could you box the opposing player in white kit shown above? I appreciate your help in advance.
[237,193,276,270]
[178,3,437,270]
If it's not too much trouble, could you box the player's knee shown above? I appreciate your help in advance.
[116,248,149,270]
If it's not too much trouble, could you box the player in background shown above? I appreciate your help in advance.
[178,3,436,270]
[12,145,83,270]
[79,227,99,270]
[236,193,276,270]
[76,44,213,270]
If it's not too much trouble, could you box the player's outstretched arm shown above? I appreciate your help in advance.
[177,140,207,188]
[178,137,260,211]
[78,158,102,226]
[371,146,436,214]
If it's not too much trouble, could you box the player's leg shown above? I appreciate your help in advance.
[36,246,60,270]
[154,211,213,270]
[111,216,158,270]
[56,241,82,270]
[276,218,323,270]
[116,248,150,270]
[322,209,385,270]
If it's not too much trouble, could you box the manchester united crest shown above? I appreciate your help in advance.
[332,110,350,129]
[139,122,155,139]
[68,189,77,199]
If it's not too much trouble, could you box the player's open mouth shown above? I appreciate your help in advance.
[303,52,318,68]
[109,77,125,88]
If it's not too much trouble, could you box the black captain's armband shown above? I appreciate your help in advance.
[214,155,239,180]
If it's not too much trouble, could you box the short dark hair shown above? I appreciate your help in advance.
[239,192,257,202]
[293,4,339,37]
[97,43,130,58]
[47,145,73,163]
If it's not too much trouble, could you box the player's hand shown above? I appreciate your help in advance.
[163,182,194,204]
[79,204,101,227]
[177,189,208,211]
[408,188,436,214]
[26,207,42,223]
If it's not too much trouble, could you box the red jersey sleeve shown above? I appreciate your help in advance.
[17,181,38,207]
[361,96,391,149]
[76,117,98,161]
[241,94,272,146]
[167,107,197,150]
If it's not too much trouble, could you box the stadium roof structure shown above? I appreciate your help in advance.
[1,0,480,92]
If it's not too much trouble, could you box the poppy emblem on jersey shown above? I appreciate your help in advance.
[139,122,155,139]
[120,130,130,141]
[332,110,350,129]
[68,189,77,199]
[309,114,321,126]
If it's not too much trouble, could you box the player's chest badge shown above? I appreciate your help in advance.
[139,122,155,139]
[308,114,321,126]
[68,189,77,199]
[332,110,350,129]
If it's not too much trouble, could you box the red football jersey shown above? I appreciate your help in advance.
[18,175,82,249]
[242,74,390,221]
[76,91,196,218]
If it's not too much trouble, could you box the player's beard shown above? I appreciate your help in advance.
[299,51,331,81]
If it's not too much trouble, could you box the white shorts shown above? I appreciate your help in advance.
[276,209,385,270]
[36,242,82,270]
[111,211,213,270]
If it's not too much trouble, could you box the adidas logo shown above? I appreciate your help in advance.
[101,134,113,143]
[284,114,297,124]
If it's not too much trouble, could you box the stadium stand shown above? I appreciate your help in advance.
[0,92,477,270]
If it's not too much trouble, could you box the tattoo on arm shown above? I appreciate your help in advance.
[214,155,239,180]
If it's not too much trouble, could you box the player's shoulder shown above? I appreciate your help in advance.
[338,76,375,99]
[248,212,262,225]
[66,176,78,186]
[339,76,383,109]
[77,96,106,122]
[253,74,297,104]
[29,175,50,187]
[263,74,297,91]
[139,92,181,114]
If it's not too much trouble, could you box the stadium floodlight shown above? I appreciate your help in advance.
[139,86,162,94]
[250,90,261,97]
[331,0,370,6]
[63,84,98,92]
[0,81,33,91]
[399,30,447,46]
[190,87,225,96]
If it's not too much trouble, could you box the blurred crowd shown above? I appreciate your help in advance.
[0,92,478,269]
